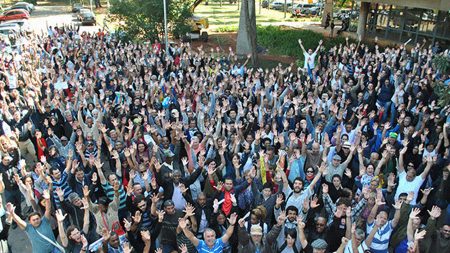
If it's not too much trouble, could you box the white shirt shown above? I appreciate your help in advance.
[303,52,317,69]
[344,240,369,253]
[394,171,424,205]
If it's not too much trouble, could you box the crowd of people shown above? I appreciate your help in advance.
[0,23,449,253]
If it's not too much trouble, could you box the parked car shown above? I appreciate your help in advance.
[0,9,29,22]
[270,1,284,10]
[15,2,34,11]
[291,3,314,17]
[79,11,96,25]
[1,19,32,33]
[72,3,83,13]
[9,2,34,13]
[77,8,91,21]
[0,25,20,35]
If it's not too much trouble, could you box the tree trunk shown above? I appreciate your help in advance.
[237,0,258,65]
[322,0,334,26]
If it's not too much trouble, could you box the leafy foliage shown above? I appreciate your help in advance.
[109,0,194,41]
[432,54,450,107]
[257,25,356,63]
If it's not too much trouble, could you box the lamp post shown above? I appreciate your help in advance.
[163,0,169,53]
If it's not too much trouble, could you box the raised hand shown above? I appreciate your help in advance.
[409,208,421,219]
[82,185,90,198]
[179,243,188,253]
[156,210,165,222]
[275,194,284,207]
[141,230,151,242]
[183,203,195,217]
[310,196,320,208]
[55,209,67,222]
[132,210,142,224]
[123,242,133,253]
[151,193,160,204]
[427,206,441,219]
[345,206,352,217]
[278,210,287,225]
[392,199,403,210]
[214,181,223,192]
[420,187,433,196]
[123,218,132,231]
[42,189,50,200]
[414,229,427,241]
[227,212,238,225]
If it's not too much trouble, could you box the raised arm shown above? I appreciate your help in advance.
[56,209,69,247]
[398,142,408,174]
[298,39,306,52]
[420,156,433,180]
[391,199,403,228]
[308,163,325,191]
[5,202,27,230]
[43,189,52,219]
[222,213,237,244]
[81,198,90,234]
[314,40,323,54]
[94,159,107,185]
[297,217,309,249]
[179,217,200,247]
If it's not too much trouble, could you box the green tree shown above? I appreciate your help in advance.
[109,0,193,41]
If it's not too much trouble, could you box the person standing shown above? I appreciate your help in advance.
[6,189,65,253]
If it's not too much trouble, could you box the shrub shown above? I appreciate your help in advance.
[257,25,356,64]
[215,25,239,32]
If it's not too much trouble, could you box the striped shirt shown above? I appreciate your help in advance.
[52,171,72,208]
[366,221,393,253]
[197,238,225,253]
[101,179,127,210]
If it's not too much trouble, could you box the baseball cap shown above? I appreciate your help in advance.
[163,199,174,207]
[389,132,398,139]
[311,239,328,249]
[68,192,81,203]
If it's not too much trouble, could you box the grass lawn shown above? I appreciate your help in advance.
[194,2,320,31]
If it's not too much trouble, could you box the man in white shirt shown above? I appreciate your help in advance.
[298,39,323,70]
[395,146,433,205]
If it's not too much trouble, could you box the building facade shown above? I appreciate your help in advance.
[356,0,450,45]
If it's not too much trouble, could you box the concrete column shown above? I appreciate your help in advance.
[357,2,370,40]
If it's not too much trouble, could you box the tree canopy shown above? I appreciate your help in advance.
[110,0,194,41]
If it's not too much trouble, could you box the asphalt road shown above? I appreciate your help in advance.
[5,5,102,252]
[27,4,102,33]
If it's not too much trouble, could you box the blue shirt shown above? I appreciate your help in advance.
[25,216,59,253]
[197,238,225,253]
[367,221,393,253]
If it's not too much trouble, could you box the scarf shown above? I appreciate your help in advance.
[222,190,232,216]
